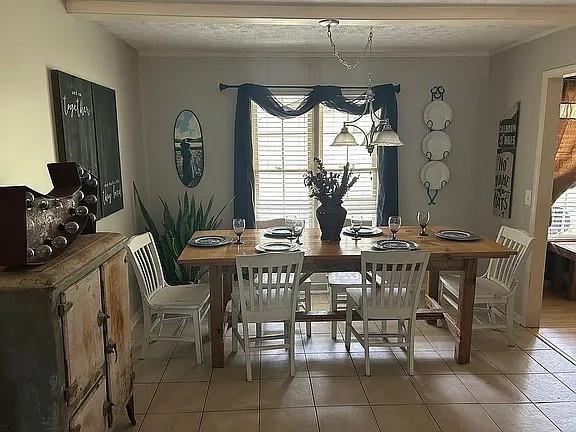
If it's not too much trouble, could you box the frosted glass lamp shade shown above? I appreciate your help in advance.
[373,121,403,147]
[332,126,358,146]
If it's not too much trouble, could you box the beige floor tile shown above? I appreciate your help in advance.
[306,353,356,377]
[111,414,144,432]
[458,375,528,403]
[204,380,260,411]
[394,350,453,375]
[410,375,476,404]
[162,358,212,382]
[133,383,158,414]
[536,402,576,432]
[139,413,202,432]
[260,378,314,408]
[472,330,520,351]
[554,372,576,391]
[148,382,209,413]
[311,322,340,334]
[482,403,560,432]
[259,337,305,355]
[134,358,169,383]
[316,406,379,432]
[260,354,308,379]
[311,376,369,406]
[481,350,548,374]
[438,350,501,375]
[302,334,362,353]
[199,410,259,432]
[133,341,176,359]
[514,329,553,351]
[361,376,422,405]
[350,352,406,376]
[211,352,261,381]
[389,335,436,352]
[416,321,453,337]
[260,407,319,432]
[372,405,440,432]
[337,320,382,335]
[506,373,576,403]
[175,340,217,359]
[429,404,500,432]
[527,350,576,373]
[425,335,457,351]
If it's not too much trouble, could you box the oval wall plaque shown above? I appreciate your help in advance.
[173,110,204,188]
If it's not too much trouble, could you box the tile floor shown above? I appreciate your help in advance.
[115,294,576,432]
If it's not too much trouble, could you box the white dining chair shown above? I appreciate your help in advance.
[328,271,362,338]
[345,250,430,376]
[231,252,305,381]
[126,233,210,364]
[256,219,312,338]
[438,226,533,345]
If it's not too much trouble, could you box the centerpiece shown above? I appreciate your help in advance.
[304,158,359,241]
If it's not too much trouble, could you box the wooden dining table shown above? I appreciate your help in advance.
[178,226,516,367]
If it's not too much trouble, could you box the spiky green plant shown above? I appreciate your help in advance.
[134,183,233,284]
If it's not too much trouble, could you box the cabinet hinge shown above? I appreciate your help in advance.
[57,301,73,316]
[63,382,78,405]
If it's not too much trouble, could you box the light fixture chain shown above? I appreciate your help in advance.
[326,24,373,70]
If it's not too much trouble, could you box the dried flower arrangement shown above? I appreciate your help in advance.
[303,158,359,206]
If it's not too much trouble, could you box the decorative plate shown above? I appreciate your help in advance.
[255,242,300,253]
[435,230,480,241]
[421,131,452,161]
[420,161,450,190]
[263,227,292,238]
[372,240,419,251]
[423,100,453,131]
[188,235,233,247]
[342,226,383,237]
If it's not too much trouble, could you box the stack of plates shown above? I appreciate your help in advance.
[255,241,300,253]
[372,240,419,251]
[188,235,233,247]
[435,230,480,241]
[263,227,292,238]
[342,226,383,237]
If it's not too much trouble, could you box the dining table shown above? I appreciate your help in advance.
[177,225,516,367]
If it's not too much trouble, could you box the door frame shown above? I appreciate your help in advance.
[524,64,576,327]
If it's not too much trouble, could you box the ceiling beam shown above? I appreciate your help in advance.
[66,1,576,25]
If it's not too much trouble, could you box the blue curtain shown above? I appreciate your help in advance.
[233,83,400,228]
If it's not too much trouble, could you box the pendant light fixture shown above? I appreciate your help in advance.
[321,19,404,154]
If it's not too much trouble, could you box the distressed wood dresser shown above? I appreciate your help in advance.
[0,233,135,432]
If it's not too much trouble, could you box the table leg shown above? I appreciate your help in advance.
[427,269,440,325]
[455,259,478,364]
[209,265,225,367]
[569,261,576,300]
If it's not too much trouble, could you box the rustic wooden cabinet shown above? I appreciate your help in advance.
[0,233,134,432]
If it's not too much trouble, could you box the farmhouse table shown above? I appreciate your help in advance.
[178,226,516,367]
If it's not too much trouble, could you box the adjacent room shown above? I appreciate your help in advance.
[2,1,576,431]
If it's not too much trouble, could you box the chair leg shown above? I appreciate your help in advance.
[141,308,153,359]
[243,320,252,381]
[256,323,262,339]
[364,319,370,377]
[231,301,238,353]
[192,310,203,365]
[407,319,415,375]
[288,320,296,377]
[488,304,497,326]
[345,300,352,352]
[505,299,515,346]
[330,287,338,339]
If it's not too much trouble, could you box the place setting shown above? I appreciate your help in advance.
[257,215,305,253]
[342,215,383,239]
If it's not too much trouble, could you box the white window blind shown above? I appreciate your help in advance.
[549,186,576,238]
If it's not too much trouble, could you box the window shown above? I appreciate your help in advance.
[549,186,576,238]
[252,96,378,226]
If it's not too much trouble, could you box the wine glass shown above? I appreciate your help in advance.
[233,218,246,244]
[293,219,305,245]
[285,215,297,241]
[350,216,363,240]
[388,216,402,240]
[417,211,431,236]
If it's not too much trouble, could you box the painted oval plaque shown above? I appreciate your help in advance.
[174,110,204,187]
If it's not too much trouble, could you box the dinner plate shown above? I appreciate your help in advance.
[255,242,300,253]
[421,131,451,161]
[423,100,453,131]
[342,226,383,237]
[420,161,450,190]
[372,240,419,251]
[188,235,233,247]
[435,230,480,241]
[263,227,292,238]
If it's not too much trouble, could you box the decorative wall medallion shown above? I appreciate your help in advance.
[174,110,204,188]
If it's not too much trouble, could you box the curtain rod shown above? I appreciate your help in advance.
[219,83,371,91]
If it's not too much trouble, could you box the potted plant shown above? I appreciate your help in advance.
[304,158,359,241]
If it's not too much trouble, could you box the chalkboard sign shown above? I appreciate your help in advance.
[493,103,520,218]
[51,70,123,217]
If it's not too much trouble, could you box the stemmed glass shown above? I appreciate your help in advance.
[285,215,297,241]
[350,216,363,240]
[293,219,305,245]
[388,216,402,240]
[417,211,431,236]
[233,218,246,244]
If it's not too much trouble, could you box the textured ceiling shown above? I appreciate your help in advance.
[99,21,556,54]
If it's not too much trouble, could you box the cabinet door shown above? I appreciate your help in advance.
[101,251,133,413]
[69,378,107,432]
[60,269,105,408]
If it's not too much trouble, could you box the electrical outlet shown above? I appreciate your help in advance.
[524,189,532,206]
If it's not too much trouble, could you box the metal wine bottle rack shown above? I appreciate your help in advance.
[0,162,99,266]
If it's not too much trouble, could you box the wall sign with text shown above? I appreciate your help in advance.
[493,103,520,218]
[51,70,123,218]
